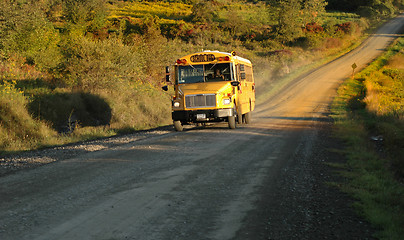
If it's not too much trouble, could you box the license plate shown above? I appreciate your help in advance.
[196,114,206,120]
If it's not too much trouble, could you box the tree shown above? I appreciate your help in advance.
[302,0,328,24]
[62,0,107,35]
[274,0,304,43]
[0,0,61,70]
[190,0,219,23]
[223,9,250,38]
[269,0,327,43]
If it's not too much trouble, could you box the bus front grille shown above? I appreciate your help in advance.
[185,94,216,108]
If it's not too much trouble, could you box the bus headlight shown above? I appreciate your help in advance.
[223,98,231,105]
[173,101,180,108]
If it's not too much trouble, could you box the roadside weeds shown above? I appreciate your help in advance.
[330,38,404,240]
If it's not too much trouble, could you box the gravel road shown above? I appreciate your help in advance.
[1,14,403,240]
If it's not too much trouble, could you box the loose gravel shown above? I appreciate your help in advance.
[0,126,173,177]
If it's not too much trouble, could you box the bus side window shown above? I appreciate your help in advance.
[238,64,246,80]
[245,66,253,82]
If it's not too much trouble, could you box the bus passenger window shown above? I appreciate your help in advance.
[245,66,253,82]
[239,64,245,72]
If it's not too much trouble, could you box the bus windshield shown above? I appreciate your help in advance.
[178,63,233,84]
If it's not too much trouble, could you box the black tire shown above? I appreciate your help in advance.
[228,115,236,129]
[173,120,184,131]
[244,112,251,124]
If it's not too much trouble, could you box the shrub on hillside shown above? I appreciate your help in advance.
[335,22,353,34]
[0,0,62,72]
[190,0,219,23]
[60,37,145,90]
[274,0,304,43]
[304,22,324,33]
[140,16,174,84]
[160,21,194,40]
[63,0,107,33]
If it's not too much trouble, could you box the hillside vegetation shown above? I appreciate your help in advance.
[0,0,402,153]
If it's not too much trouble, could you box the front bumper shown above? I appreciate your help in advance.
[172,109,234,123]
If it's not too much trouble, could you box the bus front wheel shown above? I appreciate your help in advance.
[228,115,236,129]
[174,120,184,131]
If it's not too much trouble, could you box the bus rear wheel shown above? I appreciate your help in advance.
[174,120,184,131]
[243,112,251,124]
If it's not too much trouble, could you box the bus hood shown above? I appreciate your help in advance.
[177,82,233,95]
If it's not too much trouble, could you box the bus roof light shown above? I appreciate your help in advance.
[218,56,230,61]
[176,59,187,64]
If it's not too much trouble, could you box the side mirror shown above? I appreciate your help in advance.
[231,81,240,87]
[162,85,168,91]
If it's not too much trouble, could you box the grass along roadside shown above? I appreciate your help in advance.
[330,37,404,240]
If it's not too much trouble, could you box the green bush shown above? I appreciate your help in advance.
[63,0,107,33]
[274,0,304,43]
[0,0,62,71]
[190,0,219,23]
[60,37,145,90]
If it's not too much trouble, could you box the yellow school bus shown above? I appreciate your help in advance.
[164,50,255,131]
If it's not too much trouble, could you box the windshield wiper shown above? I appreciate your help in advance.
[209,61,218,70]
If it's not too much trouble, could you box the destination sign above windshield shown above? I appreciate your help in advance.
[190,54,215,62]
